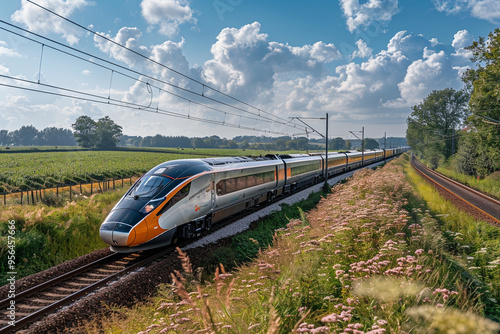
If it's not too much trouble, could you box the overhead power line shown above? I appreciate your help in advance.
[0,21,302,135]
[0,78,288,135]
[24,0,301,130]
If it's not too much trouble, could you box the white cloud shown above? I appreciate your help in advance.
[452,30,473,49]
[0,41,22,58]
[433,0,500,22]
[351,39,373,59]
[339,0,400,32]
[11,0,90,45]
[94,27,149,68]
[201,22,341,102]
[451,29,473,62]
[282,30,469,131]
[141,0,196,37]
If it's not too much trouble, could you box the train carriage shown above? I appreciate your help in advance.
[100,147,410,252]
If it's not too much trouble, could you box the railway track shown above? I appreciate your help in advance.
[0,248,174,333]
[411,154,500,224]
[0,156,397,333]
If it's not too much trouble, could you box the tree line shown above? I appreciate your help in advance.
[407,29,499,177]
[0,126,76,146]
[2,117,407,152]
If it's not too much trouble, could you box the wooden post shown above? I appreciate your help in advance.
[80,182,82,193]
[98,181,102,193]
[130,177,132,185]
[121,178,124,187]
[113,178,115,190]
[3,193,5,205]
[20,191,23,205]
[69,185,72,201]
[90,182,93,195]
[31,191,35,204]
[56,185,59,198]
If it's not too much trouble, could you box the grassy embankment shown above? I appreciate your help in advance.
[435,165,500,200]
[416,156,500,200]
[79,154,500,333]
[0,189,125,278]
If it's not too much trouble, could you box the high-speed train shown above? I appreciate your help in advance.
[100,147,408,252]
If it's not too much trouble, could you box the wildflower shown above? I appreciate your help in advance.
[321,313,339,323]
[415,249,424,256]
[248,323,261,330]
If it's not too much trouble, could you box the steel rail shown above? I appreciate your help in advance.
[411,154,500,224]
[0,248,173,333]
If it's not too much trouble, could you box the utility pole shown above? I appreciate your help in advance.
[290,113,329,180]
[325,112,329,179]
[384,132,387,158]
[361,126,364,165]
[349,126,365,165]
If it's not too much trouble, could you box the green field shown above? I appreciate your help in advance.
[0,147,310,193]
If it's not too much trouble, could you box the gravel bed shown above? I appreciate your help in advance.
[0,248,112,301]
[22,161,388,333]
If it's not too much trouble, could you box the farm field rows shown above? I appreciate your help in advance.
[0,148,309,194]
[0,150,206,193]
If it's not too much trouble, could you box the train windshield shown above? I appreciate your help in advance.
[129,175,172,198]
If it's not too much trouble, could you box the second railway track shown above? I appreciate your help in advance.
[411,154,500,225]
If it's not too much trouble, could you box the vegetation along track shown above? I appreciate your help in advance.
[411,154,500,224]
[0,248,175,333]
[0,157,395,332]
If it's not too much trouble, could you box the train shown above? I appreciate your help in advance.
[100,147,409,252]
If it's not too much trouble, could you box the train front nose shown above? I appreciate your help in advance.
[100,208,145,246]
[100,222,136,246]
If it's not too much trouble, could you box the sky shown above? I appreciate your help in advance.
[0,0,498,140]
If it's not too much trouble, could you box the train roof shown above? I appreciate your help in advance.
[201,156,254,166]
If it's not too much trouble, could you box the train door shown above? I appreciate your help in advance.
[211,173,216,210]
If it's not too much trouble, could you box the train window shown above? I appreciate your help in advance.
[237,177,246,189]
[225,178,236,193]
[216,180,226,195]
[216,171,275,196]
[156,183,191,216]
[129,175,172,197]
[290,162,321,176]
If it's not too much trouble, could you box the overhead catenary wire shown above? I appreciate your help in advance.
[0,22,300,132]
[0,80,288,135]
[23,0,303,129]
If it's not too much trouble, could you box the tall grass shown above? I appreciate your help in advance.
[0,189,126,278]
[80,154,500,333]
[436,165,500,199]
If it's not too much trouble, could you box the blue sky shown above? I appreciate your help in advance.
[0,0,498,140]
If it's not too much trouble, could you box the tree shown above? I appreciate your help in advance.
[72,116,97,148]
[11,125,39,146]
[0,130,10,146]
[330,137,345,150]
[96,116,123,149]
[38,127,77,146]
[72,115,122,149]
[460,28,500,176]
[406,88,469,160]
[363,138,379,150]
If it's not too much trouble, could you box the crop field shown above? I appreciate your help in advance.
[0,151,206,193]
[0,147,309,194]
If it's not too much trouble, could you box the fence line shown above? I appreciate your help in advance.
[1,175,139,206]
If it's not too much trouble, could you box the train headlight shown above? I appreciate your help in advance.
[140,198,165,214]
